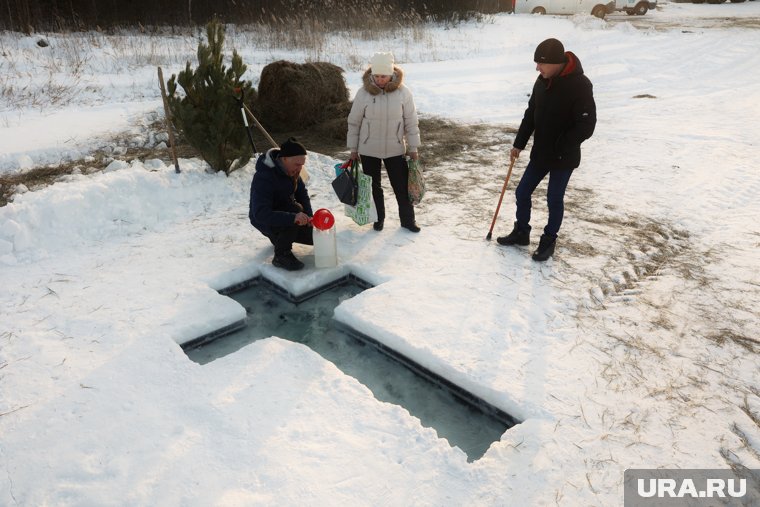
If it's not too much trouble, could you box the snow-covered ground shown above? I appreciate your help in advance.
[1,3,759,505]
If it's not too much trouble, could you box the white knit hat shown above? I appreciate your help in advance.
[370,52,394,76]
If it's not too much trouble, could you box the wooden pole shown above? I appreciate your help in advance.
[240,102,309,182]
[157,67,181,174]
[240,102,278,149]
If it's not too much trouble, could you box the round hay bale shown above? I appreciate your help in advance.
[314,117,349,141]
[258,61,349,132]
[313,101,352,140]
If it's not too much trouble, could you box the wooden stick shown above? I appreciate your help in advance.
[486,157,516,240]
[157,67,181,173]
[240,102,278,149]
[240,101,309,182]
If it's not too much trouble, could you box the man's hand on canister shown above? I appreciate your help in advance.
[294,212,310,226]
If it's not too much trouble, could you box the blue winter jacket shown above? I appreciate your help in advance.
[249,149,313,236]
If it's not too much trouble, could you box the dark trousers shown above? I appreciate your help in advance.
[267,225,313,256]
[514,161,574,238]
[360,154,415,225]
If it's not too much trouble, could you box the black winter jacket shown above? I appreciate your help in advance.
[248,148,313,236]
[514,52,596,170]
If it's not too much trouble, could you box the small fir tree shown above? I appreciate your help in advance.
[166,18,256,175]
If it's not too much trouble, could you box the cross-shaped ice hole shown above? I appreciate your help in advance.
[183,276,518,462]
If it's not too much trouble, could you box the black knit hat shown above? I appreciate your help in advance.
[279,137,307,157]
[534,38,568,64]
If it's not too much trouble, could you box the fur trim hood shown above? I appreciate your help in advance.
[261,147,279,169]
[260,148,290,177]
[362,66,404,95]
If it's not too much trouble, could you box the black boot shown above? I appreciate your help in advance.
[272,251,305,271]
[401,221,421,233]
[496,222,530,246]
[373,221,384,231]
[532,234,556,262]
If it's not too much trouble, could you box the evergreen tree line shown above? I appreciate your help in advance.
[1,0,513,33]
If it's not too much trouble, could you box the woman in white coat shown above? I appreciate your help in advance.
[346,52,421,232]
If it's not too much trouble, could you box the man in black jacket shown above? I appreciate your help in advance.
[497,38,596,261]
[249,137,313,271]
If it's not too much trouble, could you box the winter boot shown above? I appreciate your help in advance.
[496,222,530,246]
[401,221,421,233]
[531,234,556,262]
[373,220,384,231]
[272,251,305,271]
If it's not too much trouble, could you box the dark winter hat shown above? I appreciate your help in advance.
[279,137,307,157]
[534,38,568,64]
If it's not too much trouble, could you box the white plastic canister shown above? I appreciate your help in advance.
[313,226,337,268]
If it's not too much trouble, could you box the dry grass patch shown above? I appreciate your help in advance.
[0,119,195,207]
[267,116,514,168]
[706,330,760,354]
[1,115,507,207]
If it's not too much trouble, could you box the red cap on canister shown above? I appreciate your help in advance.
[312,208,335,230]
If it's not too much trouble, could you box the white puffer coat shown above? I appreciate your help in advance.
[346,66,420,159]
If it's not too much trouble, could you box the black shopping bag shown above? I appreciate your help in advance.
[331,160,358,206]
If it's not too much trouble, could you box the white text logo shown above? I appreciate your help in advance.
[637,478,746,498]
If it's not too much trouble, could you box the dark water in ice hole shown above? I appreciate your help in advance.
[185,282,509,461]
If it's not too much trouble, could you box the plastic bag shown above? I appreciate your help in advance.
[407,157,426,205]
[345,164,378,226]
[331,160,358,206]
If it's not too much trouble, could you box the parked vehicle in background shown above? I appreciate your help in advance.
[513,0,615,18]
[615,0,657,14]
[673,0,748,3]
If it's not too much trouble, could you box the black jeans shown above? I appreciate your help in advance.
[514,161,574,238]
[360,154,415,225]
[267,225,313,256]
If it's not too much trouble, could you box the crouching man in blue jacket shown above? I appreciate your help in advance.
[249,137,313,271]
